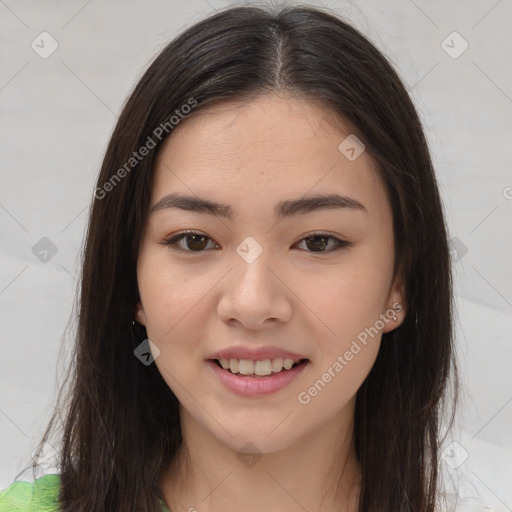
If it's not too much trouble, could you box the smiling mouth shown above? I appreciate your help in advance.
[211,358,309,377]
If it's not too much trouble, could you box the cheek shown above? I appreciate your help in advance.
[307,252,393,341]
[296,341,377,426]
[308,279,383,398]
[296,262,388,413]
[137,254,213,340]
[136,254,219,395]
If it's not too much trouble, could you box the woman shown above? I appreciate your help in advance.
[0,4,458,511]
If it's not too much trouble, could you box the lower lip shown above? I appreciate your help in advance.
[207,360,309,397]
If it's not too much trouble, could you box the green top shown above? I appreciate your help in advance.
[0,474,170,511]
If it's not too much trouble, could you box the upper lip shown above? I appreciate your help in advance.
[209,346,308,362]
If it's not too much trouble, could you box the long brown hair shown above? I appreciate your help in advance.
[20,4,459,511]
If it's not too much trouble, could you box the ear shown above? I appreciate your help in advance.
[381,273,407,333]
[134,301,147,326]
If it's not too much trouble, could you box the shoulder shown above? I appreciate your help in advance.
[0,473,61,511]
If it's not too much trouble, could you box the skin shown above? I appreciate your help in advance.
[135,93,406,512]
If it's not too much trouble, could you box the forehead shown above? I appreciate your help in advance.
[151,94,389,219]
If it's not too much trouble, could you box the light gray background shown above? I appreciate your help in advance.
[1,1,511,511]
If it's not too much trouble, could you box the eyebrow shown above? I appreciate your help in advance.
[150,192,367,220]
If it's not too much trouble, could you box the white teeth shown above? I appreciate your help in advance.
[217,357,304,375]
[283,358,294,370]
[254,359,272,376]
[271,358,283,372]
[238,359,254,375]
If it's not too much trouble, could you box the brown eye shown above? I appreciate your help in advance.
[162,231,218,252]
[161,231,349,255]
[295,233,349,253]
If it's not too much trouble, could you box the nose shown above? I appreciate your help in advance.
[216,246,293,330]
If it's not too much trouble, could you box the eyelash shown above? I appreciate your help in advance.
[160,230,351,254]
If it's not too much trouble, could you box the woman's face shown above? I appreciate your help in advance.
[136,93,405,454]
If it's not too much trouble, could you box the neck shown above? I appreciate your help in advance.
[159,401,362,512]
